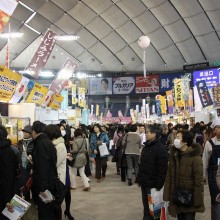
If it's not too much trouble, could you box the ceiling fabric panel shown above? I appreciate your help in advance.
[77,29,97,49]
[83,0,113,14]
[20,0,46,10]
[60,42,84,58]
[3,17,22,33]
[12,3,33,23]
[50,0,78,11]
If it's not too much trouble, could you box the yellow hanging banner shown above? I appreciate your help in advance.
[78,87,86,108]
[96,104,99,116]
[174,79,184,108]
[49,93,64,110]
[0,65,22,102]
[159,96,167,115]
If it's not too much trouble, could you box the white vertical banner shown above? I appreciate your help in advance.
[146,104,150,118]
[91,104,94,116]
[136,104,139,113]
[142,99,146,116]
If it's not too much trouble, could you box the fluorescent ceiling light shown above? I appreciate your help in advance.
[19,1,34,12]
[39,71,54,77]
[24,24,41,34]
[25,12,36,24]
[0,32,24,38]
[54,35,79,41]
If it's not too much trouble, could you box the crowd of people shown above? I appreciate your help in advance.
[0,118,220,220]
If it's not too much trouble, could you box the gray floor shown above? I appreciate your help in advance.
[65,160,211,220]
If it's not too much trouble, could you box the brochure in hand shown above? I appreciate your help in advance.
[38,190,54,204]
[2,195,31,220]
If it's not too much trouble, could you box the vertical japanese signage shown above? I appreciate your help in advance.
[49,93,64,110]
[0,65,21,102]
[78,87,86,108]
[193,68,220,89]
[49,59,77,94]
[41,90,54,107]
[135,75,159,93]
[155,100,162,117]
[166,90,174,114]
[72,84,76,105]
[196,80,213,108]
[25,30,56,79]
[189,89,194,112]
[174,79,184,108]
[112,77,135,94]
[213,85,220,108]
[159,96,166,115]
[0,0,18,33]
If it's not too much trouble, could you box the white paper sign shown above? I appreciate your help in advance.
[98,143,109,156]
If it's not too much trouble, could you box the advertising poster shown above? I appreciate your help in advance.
[135,75,159,94]
[0,65,22,102]
[0,0,18,33]
[25,30,56,79]
[73,78,89,94]
[49,59,77,94]
[213,85,220,108]
[9,75,29,103]
[160,73,185,92]
[26,83,48,105]
[193,68,220,89]
[112,77,135,94]
[49,93,64,110]
[89,78,112,95]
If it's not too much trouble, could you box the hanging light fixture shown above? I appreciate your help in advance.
[0,32,24,38]
[54,35,79,41]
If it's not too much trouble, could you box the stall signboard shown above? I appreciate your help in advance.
[49,93,64,110]
[0,0,18,33]
[193,68,220,89]
[10,76,29,103]
[135,75,159,93]
[26,83,48,105]
[89,78,112,95]
[159,73,185,92]
[112,77,135,94]
[25,30,56,79]
[0,65,22,102]
[49,59,77,93]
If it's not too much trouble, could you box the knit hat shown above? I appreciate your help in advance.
[22,125,32,134]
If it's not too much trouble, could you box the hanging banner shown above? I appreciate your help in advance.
[166,90,174,114]
[49,93,64,110]
[182,77,190,101]
[41,90,54,107]
[78,87,86,108]
[89,78,112,95]
[60,90,68,110]
[26,83,48,105]
[0,0,18,33]
[155,100,162,117]
[159,96,167,115]
[25,30,56,79]
[196,80,213,108]
[136,75,159,93]
[146,104,150,118]
[49,59,77,93]
[112,77,135,94]
[9,75,29,103]
[174,79,184,108]
[72,84,77,105]
[0,65,21,102]
[76,108,82,118]
[213,85,220,108]
[81,109,90,126]
[96,104,99,116]
[189,89,194,112]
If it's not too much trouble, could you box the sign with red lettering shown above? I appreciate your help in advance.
[135,75,159,94]
[25,30,56,79]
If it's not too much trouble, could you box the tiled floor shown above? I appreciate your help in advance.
[66,160,211,220]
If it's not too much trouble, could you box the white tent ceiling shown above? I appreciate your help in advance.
[0,0,220,73]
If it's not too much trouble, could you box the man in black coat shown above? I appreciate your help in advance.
[136,125,168,220]
[31,121,58,220]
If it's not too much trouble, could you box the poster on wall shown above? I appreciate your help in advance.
[73,78,89,94]
[112,77,135,94]
[160,73,185,92]
[89,78,112,95]
[135,75,159,94]
[0,65,22,102]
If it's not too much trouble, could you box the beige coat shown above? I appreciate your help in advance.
[52,137,67,184]
[217,165,220,190]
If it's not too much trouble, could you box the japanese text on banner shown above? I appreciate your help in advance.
[49,93,64,110]
[174,79,184,108]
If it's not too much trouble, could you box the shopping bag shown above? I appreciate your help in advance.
[148,188,165,219]
[160,206,167,220]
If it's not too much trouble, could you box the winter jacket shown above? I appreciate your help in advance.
[163,144,205,217]
[72,136,87,168]
[52,137,67,184]
[217,164,220,190]
[89,132,109,158]
[0,139,19,212]
[32,133,57,193]
[122,132,142,155]
[136,138,168,189]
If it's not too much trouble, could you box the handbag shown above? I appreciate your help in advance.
[68,139,85,167]
[173,188,193,207]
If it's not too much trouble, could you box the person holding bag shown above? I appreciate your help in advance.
[68,128,90,191]
[163,130,205,220]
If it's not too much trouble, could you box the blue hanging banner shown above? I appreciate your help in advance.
[81,109,90,125]
[61,90,68,110]
[155,100,162,117]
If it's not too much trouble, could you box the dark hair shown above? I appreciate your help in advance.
[129,124,137,132]
[147,125,159,135]
[94,124,102,132]
[44,124,62,140]
[168,123,173,128]
[0,125,8,140]
[60,120,66,124]
[101,78,108,85]
[32,121,45,134]
[177,130,194,146]
[183,124,189,131]
[74,128,83,137]
[117,125,124,132]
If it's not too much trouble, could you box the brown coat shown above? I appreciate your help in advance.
[163,144,205,217]
[217,165,220,190]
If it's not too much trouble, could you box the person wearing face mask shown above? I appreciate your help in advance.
[136,125,168,220]
[163,130,204,220]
